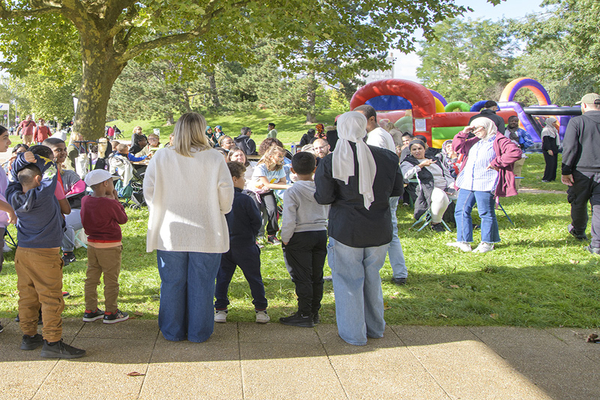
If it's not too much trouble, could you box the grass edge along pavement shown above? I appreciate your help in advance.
[1,142,599,329]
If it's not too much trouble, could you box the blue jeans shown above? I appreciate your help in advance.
[454,189,500,244]
[388,197,407,279]
[156,250,221,343]
[327,237,389,346]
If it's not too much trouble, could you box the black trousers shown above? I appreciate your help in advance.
[259,192,279,236]
[283,231,327,316]
[542,151,558,181]
[568,170,600,247]
[214,244,267,310]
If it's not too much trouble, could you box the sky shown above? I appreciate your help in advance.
[392,0,544,81]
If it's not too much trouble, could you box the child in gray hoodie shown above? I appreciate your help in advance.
[280,152,328,328]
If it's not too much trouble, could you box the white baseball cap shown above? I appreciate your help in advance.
[84,169,119,186]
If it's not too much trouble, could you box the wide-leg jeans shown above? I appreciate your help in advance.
[157,250,221,343]
[328,237,389,346]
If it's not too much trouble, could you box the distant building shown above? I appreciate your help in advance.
[364,54,395,84]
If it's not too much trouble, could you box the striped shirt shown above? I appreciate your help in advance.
[456,137,498,192]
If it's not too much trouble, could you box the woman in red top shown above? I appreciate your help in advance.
[34,119,52,144]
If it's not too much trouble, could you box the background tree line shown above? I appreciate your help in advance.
[417,0,600,106]
[0,0,597,129]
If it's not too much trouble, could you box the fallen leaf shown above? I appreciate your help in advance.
[490,313,498,320]
[134,311,144,316]
[449,285,459,289]
[439,314,448,318]
[127,372,145,377]
[446,298,453,302]
[570,259,580,265]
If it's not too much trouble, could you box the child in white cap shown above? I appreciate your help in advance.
[81,170,129,324]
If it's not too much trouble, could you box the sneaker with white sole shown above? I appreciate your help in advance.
[473,242,494,253]
[255,310,270,324]
[446,241,472,252]
[214,310,228,323]
[103,309,129,324]
[83,308,105,322]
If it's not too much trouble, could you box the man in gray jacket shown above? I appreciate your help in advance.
[561,93,600,253]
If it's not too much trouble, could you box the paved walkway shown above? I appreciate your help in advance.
[1,319,599,399]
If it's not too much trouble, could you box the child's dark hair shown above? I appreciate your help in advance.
[29,145,54,159]
[12,144,29,154]
[43,137,65,147]
[227,161,246,179]
[0,125,7,135]
[17,164,42,186]
[292,152,316,175]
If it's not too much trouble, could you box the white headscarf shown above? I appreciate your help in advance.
[333,111,377,210]
[468,117,498,140]
[541,117,560,147]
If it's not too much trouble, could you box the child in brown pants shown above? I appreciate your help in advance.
[81,170,129,324]
[7,149,86,359]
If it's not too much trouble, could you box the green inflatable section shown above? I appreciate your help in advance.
[444,101,470,112]
[432,126,463,140]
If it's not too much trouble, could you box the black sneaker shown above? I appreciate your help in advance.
[279,312,314,328]
[40,340,86,359]
[312,313,320,325]
[391,277,407,285]
[103,309,129,324]
[431,223,446,232]
[83,308,105,322]
[62,252,76,266]
[267,235,281,245]
[20,334,44,350]
[568,224,588,241]
[0,322,4,333]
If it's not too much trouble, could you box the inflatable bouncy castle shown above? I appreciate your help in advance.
[350,77,581,148]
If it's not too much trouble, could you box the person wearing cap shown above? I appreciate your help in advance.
[469,100,506,134]
[314,111,404,346]
[80,169,129,324]
[561,93,600,253]
[33,119,52,145]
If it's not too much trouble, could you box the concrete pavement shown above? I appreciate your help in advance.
[1,319,599,399]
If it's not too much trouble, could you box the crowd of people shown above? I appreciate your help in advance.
[2,91,600,355]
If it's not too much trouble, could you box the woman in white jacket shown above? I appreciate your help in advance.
[144,113,234,342]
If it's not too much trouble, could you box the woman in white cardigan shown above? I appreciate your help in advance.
[144,113,234,342]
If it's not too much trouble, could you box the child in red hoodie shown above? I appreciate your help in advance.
[80,170,129,324]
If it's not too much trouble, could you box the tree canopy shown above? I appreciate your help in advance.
[0,0,481,139]
[416,18,516,105]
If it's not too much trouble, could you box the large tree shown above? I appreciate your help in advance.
[0,1,487,139]
[416,18,516,104]
[511,0,600,105]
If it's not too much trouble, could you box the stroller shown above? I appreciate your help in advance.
[108,152,146,209]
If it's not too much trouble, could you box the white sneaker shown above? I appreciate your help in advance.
[473,242,494,253]
[3,243,11,253]
[255,310,270,324]
[446,241,472,252]
[214,310,227,323]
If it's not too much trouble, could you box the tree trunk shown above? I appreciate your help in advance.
[208,73,221,109]
[73,33,126,140]
[165,112,175,125]
[305,72,318,123]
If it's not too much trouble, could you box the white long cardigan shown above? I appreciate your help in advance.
[143,146,234,253]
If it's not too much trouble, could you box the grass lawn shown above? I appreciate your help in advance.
[1,138,599,328]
